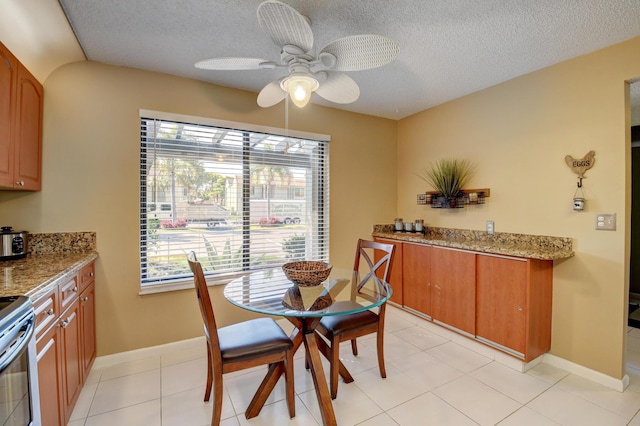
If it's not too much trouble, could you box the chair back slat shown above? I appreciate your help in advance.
[352,239,395,298]
[188,252,221,355]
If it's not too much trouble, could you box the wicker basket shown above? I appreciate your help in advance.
[282,261,332,287]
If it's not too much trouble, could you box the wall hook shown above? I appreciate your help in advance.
[577,177,582,188]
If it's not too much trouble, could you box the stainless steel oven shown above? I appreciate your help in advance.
[0,296,40,425]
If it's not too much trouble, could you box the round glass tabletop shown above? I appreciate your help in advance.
[224,268,392,318]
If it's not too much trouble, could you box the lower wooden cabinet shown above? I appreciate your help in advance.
[476,254,553,361]
[80,282,97,377]
[402,243,431,316]
[388,238,554,362]
[36,321,64,426]
[34,261,96,426]
[60,298,83,420]
[430,247,476,335]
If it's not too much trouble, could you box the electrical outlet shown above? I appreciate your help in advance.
[595,213,616,231]
[486,220,495,235]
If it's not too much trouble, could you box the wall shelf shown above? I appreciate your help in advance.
[417,188,491,208]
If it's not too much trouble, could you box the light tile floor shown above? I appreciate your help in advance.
[69,306,640,425]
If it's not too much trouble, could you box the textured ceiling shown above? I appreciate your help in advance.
[59,0,640,120]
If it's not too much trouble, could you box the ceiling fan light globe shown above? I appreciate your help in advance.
[282,75,318,108]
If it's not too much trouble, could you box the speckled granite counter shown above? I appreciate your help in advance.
[372,225,573,260]
[0,232,97,300]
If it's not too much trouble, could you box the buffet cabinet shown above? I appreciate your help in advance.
[374,238,553,361]
[0,41,43,191]
[34,261,96,426]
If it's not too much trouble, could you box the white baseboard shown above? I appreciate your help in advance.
[92,336,205,370]
[543,353,629,392]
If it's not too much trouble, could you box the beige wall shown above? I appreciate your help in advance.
[0,61,397,355]
[1,26,638,381]
[398,37,640,379]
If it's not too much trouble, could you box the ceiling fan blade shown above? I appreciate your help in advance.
[257,0,313,53]
[195,57,273,70]
[315,72,360,104]
[257,79,287,107]
[320,35,399,71]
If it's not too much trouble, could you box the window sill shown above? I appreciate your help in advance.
[138,273,244,295]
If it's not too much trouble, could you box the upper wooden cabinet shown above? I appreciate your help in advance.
[0,42,43,191]
[0,43,17,188]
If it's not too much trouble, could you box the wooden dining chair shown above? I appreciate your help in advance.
[314,239,395,399]
[187,252,295,425]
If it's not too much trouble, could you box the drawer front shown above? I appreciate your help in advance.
[33,286,59,340]
[60,276,79,312]
[78,262,95,294]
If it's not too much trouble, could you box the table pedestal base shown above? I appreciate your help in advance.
[245,317,352,426]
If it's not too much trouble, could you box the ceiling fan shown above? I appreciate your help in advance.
[195,0,400,108]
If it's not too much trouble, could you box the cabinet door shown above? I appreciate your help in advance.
[80,283,97,377]
[60,300,83,424]
[0,43,17,187]
[476,255,527,355]
[431,247,476,334]
[36,324,64,426]
[374,238,403,304]
[402,243,431,315]
[13,63,42,190]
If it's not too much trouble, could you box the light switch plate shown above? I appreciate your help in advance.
[595,213,616,231]
[486,220,494,234]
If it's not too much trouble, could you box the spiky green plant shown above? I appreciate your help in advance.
[419,159,474,199]
[282,234,306,261]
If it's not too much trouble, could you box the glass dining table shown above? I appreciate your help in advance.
[224,267,391,426]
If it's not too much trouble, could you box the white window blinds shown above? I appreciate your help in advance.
[139,112,330,289]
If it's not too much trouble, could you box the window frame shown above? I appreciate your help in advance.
[138,110,330,294]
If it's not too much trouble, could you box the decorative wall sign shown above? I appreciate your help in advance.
[565,150,595,212]
[565,150,595,179]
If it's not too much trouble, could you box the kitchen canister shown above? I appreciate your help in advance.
[414,219,424,233]
[394,218,404,232]
[404,221,414,232]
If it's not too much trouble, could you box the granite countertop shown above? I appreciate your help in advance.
[0,251,98,300]
[373,225,574,261]
[0,231,98,300]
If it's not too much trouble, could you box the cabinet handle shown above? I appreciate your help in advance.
[88,272,94,277]
[517,306,523,311]
[60,319,69,328]
[72,286,78,293]
[15,181,24,186]
[46,308,54,316]
[82,296,89,302]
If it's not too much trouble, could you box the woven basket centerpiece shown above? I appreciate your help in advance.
[282,261,332,287]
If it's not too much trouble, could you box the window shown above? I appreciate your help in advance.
[139,111,330,292]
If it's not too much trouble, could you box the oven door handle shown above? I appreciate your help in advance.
[0,314,35,373]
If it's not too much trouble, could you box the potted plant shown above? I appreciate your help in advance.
[418,158,474,208]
